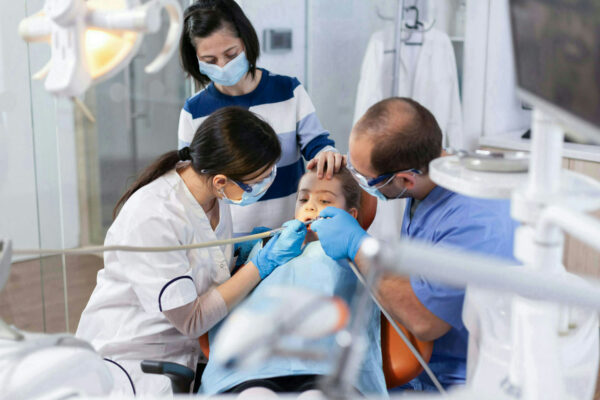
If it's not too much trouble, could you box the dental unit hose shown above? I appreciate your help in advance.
[347,260,447,395]
[12,219,322,258]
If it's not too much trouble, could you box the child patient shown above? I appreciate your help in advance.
[200,166,387,398]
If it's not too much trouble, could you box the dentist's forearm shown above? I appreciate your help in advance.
[216,262,261,311]
[353,241,451,342]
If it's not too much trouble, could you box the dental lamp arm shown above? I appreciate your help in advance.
[144,0,182,73]
[18,0,183,97]
[86,0,183,74]
[18,13,52,42]
[86,0,183,73]
[362,237,600,310]
[353,247,451,342]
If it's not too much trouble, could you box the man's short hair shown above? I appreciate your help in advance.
[353,97,442,174]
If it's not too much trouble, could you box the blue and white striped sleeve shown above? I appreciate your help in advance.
[178,105,195,149]
[293,83,336,160]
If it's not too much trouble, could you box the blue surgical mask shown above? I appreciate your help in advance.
[346,156,419,202]
[220,166,277,206]
[361,184,408,202]
[198,52,250,87]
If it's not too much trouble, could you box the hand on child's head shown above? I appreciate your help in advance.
[306,152,346,180]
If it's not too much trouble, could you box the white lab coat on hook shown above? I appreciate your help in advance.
[354,26,463,244]
[354,26,463,149]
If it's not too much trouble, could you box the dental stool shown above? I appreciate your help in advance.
[142,192,432,393]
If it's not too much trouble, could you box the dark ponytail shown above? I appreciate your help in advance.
[113,106,281,218]
[180,0,260,88]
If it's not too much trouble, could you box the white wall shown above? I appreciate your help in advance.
[0,1,79,260]
[306,1,397,153]
[239,0,307,84]
[234,1,467,154]
[240,0,391,153]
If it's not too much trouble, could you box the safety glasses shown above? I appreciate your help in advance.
[232,165,277,195]
[346,157,421,189]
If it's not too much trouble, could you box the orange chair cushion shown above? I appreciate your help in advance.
[357,191,377,231]
[381,317,434,388]
[199,333,210,359]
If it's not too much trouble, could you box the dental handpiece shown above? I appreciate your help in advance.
[267,217,325,236]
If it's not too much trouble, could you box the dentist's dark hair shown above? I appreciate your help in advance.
[180,0,260,88]
[113,106,280,218]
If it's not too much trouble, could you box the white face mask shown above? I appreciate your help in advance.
[197,52,250,86]
[220,165,277,206]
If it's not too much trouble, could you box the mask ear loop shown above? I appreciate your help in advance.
[392,170,420,199]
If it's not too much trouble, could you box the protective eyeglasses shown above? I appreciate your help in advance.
[231,165,277,195]
[346,157,421,190]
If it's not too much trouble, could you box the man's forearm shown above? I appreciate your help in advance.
[353,242,451,342]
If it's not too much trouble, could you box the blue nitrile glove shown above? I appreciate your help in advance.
[311,207,369,261]
[234,226,271,267]
[251,219,307,279]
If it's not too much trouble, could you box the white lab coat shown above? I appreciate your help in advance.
[76,169,234,396]
[354,26,463,148]
[354,26,463,243]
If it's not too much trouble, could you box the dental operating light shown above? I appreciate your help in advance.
[18,0,183,97]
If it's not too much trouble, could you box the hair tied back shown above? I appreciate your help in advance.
[178,146,191,161]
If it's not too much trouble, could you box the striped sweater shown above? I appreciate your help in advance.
[178,68,335,234]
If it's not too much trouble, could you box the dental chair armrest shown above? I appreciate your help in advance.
[140,360,195,394]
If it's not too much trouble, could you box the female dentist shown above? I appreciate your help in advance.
[178,0,344,236]
[76,107,307,396]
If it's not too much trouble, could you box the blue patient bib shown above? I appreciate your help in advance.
[201,241,388,397]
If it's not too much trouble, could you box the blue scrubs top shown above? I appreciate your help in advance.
[401,186,517,390]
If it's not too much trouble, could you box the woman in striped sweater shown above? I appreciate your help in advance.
[178,0,343,236]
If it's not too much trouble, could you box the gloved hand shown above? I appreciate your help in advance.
[311,207,369,261]
[251,219,307,279]
[234,226,271,267]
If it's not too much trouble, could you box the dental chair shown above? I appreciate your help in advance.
[356,191,434,389]
[142,193,433,393]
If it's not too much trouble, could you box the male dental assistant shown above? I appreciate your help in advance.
[311,97,517,391]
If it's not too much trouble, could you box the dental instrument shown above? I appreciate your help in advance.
[346,256,446,394]
[268,217,324,234]
[10,219,320,258]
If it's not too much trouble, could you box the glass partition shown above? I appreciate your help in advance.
[0,0,190,333]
